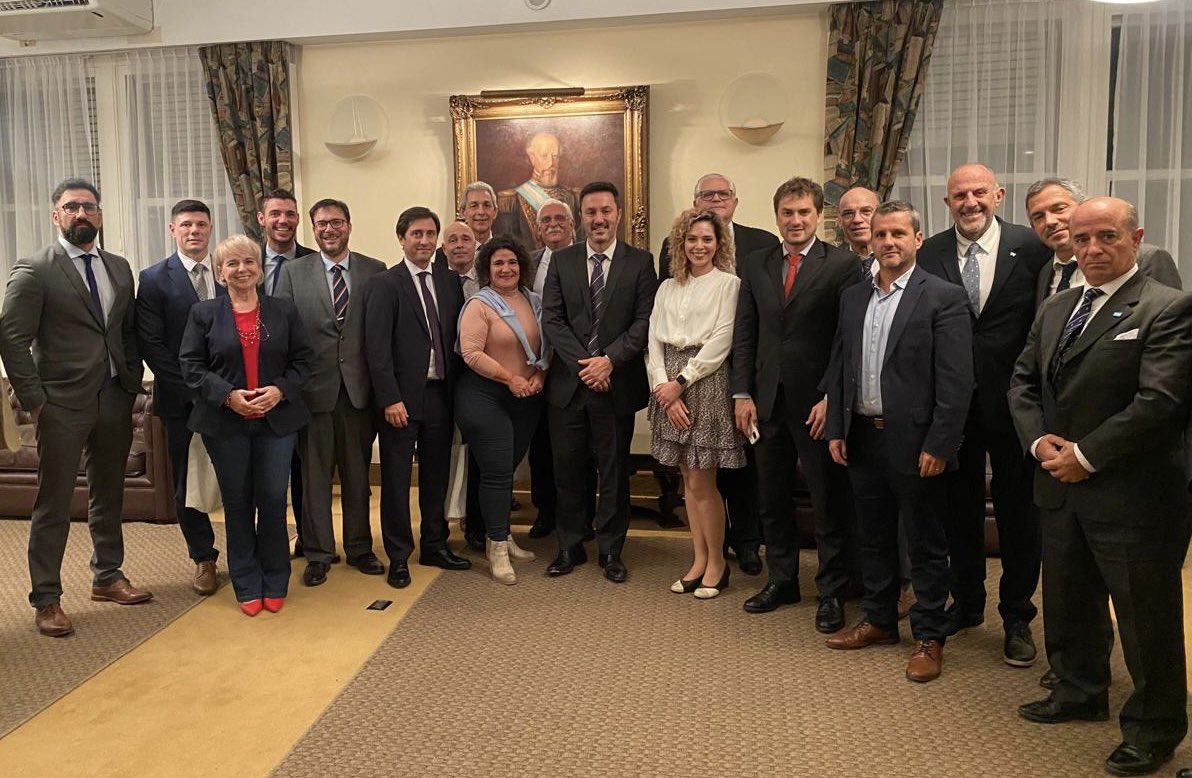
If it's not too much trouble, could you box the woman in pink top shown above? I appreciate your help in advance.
[455,237,550,584]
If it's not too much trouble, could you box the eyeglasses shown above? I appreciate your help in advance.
[313,218,347,230]
[59,202,101,215]
[695,189,735,202]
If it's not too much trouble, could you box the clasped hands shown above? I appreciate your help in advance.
[578,355,612,393]
[1035,433,1091,483]
[226,386,283,417]
[654,378,689,430]
[507,370,545,399]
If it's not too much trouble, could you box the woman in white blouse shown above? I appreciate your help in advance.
[647,209,745,599]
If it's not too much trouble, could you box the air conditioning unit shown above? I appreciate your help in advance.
[0,0,153,42]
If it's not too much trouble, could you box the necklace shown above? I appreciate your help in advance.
[235,307,263,347]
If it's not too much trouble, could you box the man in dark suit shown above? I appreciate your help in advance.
[662,173,779,576]
[275,198,386,587]
[363,206,471,589]
[916,163,1050,666]
[1009,197,1192,776]
[541,181,656,582]
[824,200,973,683]
[732,177,857,633]
[136,199,227,597]
[0,178,152,637]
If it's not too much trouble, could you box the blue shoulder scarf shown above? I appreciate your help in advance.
[455,286,551,371]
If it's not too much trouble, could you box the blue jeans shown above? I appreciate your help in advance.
[203,421,295,602]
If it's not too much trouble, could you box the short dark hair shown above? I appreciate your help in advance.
[396,206,441,238]
[171,199,210,219]
[772,177,824,213]
[309,198,351,223]
[871,200,922,233]
[51,178,100,205]
[579,181,621,209]
[475,236,533,291]
[257,188,297,213]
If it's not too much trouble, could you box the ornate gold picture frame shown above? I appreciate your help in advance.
[450,86,649,250]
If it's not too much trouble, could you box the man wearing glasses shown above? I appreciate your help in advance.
[0,178,151,638]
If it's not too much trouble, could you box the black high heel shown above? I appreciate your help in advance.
[670,572,704,593]
[694,568,730,600]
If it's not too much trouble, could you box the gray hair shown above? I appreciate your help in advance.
[536,198,573,221]
[458,181,497,212]
[693,173,736,198]
[1025,178,1086,210]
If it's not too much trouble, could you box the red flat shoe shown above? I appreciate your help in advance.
[239,598,264,617]
[262,597,285,613]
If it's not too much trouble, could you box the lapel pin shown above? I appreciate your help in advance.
[1112,311,1124,318]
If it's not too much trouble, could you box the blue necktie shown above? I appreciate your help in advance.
[1049,287,1104,386]
[961,242,981,313]
[270,256,285,295]
[1055,262,1078,294]
[80,253,103,321]
[588,254,606,356]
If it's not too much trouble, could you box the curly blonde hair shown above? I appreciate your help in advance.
[666,208,735,283]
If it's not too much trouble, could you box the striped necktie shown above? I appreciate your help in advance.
[1049,287,1104,386]
[588,254,606,356]
[331,265,348,322]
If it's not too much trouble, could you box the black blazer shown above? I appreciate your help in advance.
[179,295,314,437]
[361,258,465,419]
[825,266,974,475]
[916,217,1049,429]
[657,221,778,282]
[731,239,858,422]
[541,241,656,415]
[136,253,227,418]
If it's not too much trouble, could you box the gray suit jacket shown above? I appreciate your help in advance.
[273,251,386,414]
[0,242,142,411]
[1034,243,1181,305]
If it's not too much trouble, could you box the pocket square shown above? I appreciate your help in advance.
[1113,328,1139,341]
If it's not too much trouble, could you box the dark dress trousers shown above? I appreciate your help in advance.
[362,259,464,563]
[0,242,144,608]
[1034,243,1182,305]
[916,217,1050,626]
[824,266,973,639]
[1009,271,1192,755]
[731,239,859,598]
[136,253,227,564]
[541,241,656,556]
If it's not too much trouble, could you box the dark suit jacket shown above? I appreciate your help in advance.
[1034,243,1182,305]
[136,253,228,418]
[0,242,143,411]
[361,258,465,419]
[658,221,778,282]
[917,217,1050,429]
[541,241,656,415]
[179,295,314,437]
[731,239,858,422]
[1009,272,1192,534]
[273,251,386,414]
[259,242,315,295]
[825,266,974,475]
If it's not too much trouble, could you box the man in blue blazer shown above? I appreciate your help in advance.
[136,199,227,596]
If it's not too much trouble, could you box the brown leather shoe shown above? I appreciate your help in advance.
[906,639,943,682]
[193,560,218,596]
[35,603,74,637]
[91,578,153,605]
[826,620,900,650]
[897,583,915,620]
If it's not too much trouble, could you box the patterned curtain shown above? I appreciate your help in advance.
[823,0,944,212]
[199,41,294,241]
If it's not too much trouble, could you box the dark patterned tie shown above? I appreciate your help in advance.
[1055,262,1078,294]
[79,253,103,320]
[191,264,209,302]
[418,271,446,380]
[588,254,606,356]
[1049,287,1104,386]
[331,265,348,323]
[862,254,875,277]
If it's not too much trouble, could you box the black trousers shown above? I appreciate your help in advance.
[943,407,1039,625]
[376,381,453,562]
[846,422,950,640]
[528,405,557,520]
[718,444,762,553]
[162,413,217,563]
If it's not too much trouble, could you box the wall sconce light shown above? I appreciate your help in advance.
[324,95,389,161]
[719,72,789,145]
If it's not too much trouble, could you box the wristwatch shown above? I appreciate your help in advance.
[675,374,688,387]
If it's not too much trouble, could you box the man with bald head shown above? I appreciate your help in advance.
[497,132,582,251]
[441,220,480,298]
[838,184,880,278]
[1009,196,1192,776]
[917,163,1050,666]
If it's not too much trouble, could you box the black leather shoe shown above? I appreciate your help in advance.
[736,547,763,576]
[599,554,627,583]
[943,603,984,636]
[1004,621,1037,667]
[1105,743,1173,776]
[546,546,588,577]
[582,525,596,542]
[1017,697,1109,724]
[815,596,845,634]
[418,548,472,570]
[528,514,555,539]
[743,582,801,613]
[1039,668,1059,690]
[348,553,385,576]
[387,561,411,589]
[302,561,329,587]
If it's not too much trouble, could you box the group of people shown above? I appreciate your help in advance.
[3,160,1188,775]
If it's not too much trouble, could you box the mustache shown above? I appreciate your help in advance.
[63,221,98,244]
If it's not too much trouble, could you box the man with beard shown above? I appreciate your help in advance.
[0,178,151,637]
[497,132,583,251]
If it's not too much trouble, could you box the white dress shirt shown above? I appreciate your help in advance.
[321,253,352,301]
[1047,254,1084,296]
[263,244,299,295]
[533,247,554,296]
[955,218,1000,313]
[178,252,213,301]
[586,239,616,282]
[646,267,741,389]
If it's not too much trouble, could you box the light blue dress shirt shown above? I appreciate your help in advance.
[855,264,916,416]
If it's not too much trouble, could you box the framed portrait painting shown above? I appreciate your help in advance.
[450,85,649,251]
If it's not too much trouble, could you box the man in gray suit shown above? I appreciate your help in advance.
[0,178,151,637]
[1009,197,1192,776]
[274,198,386,587]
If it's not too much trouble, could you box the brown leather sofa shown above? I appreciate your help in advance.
[0,381,176,522]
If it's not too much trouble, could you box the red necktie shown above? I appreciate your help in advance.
[783,253,803,299]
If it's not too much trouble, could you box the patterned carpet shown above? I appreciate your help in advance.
[0,518,213,737]
[272,534,1188,777]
